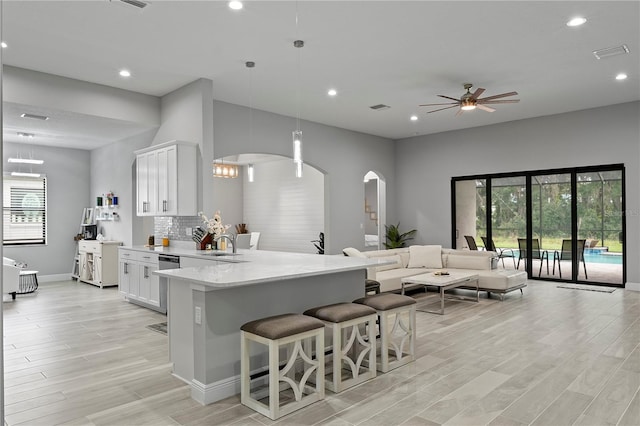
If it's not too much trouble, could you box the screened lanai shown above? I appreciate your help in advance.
[454,166,624,286]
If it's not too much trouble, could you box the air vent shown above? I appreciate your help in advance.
[113,0,149,9]
[593,44,630,60]
[369,104,390,111]
[20,113,49,121]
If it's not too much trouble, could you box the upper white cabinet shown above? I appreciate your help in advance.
[136,141,198,216]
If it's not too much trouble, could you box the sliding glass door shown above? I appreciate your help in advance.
[530,173,572,279]
[491,177,526,269]
[452,165,625,286]
[576,171,624,285]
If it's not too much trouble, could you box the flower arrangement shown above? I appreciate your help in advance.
[199,210,231,238]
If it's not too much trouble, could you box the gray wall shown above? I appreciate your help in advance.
[3,66,159,126]
[395,101,640,284]
[90,129,156,246]
[152,78,213,215]
[3,142,90,276]
[212,100,396,254]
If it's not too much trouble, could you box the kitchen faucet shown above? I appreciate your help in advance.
[214,233,237,254]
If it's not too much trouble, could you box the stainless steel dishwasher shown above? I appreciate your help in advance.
[158,254,180,314]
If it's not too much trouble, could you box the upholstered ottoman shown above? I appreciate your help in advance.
[470,270,527,300]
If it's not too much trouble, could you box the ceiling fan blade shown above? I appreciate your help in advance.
[419,102,458,107]
[471,88,485,99]
[477,91,518,102]
[437,95,462,102]
[426,105,459,114]
[480,99,520,104]
[476,104,496,112]
[455,108,464,116]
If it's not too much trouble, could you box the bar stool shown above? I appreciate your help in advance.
[354,293,416,373]
[240,313,325,420]
[365,279,381,295]
[303,303,377,393]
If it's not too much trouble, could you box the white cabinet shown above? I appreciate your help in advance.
[119,248,163,312]
[78,241,122,288]
[135,141,197,216]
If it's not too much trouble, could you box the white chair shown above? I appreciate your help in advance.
[3,257,21,300]
[249,232,260,250]
[235,234,252,249]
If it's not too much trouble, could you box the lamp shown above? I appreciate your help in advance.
[247,164,254,182]
[246,61,256,183]
[292,4,304,178]
[460,98,477,111]
[213,161,239,178]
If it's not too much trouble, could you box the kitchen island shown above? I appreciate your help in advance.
[153,249,382,405]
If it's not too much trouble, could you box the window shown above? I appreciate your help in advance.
[3,175,47,245]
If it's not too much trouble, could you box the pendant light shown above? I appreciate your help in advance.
[292,2,304,178]
[246,61,255,183]
[213,160,239,178]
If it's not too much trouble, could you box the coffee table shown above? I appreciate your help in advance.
[401,271,479,315]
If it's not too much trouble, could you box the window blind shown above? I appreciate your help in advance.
[2,175,47,245]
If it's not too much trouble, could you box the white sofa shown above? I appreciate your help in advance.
[343,245,527,299]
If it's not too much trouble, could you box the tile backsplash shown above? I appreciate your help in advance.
[154,216,202,241]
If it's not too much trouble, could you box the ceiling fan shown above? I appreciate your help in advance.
[420,83,519,115]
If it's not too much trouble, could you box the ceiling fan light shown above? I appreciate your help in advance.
[460,99,476,111]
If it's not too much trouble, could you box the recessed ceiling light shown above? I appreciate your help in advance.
[566,17,587,27]
[228,1,243,10]
[20,113,49,120]
[616,73,628,80]
[1,42,7,48]
[119,69,131,77]
[11,172,41,178]
[410,115,418,121]
[327,89,337,96]
[8,158,44,165]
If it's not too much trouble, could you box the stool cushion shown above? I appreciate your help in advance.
[353,293,416,311]
[241,313,324,340]
[304,303,376,323]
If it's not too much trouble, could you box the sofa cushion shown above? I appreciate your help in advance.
[446,254,492,270]
[476,270,528,291]
[375,255,403,272]
[408,245,442,269]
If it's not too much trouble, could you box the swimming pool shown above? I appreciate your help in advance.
[511,248,623,265]
[584,248,622,265]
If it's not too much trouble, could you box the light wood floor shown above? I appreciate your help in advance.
[3,280,639,426]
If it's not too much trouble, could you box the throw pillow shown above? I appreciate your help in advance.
[408,245,443,268]
[342,247,366,258]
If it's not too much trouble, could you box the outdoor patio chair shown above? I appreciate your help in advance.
[464,235,481,251]
[553,239,588,279]
[481,236,516,268]
[517,238,549,277]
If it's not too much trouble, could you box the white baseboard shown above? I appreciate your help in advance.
[39,273,72,283]
[626,282,640,292]
[191,376,240,405]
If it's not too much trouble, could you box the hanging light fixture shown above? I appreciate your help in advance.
[246,61,256,183]
[292,2,304,178]
[247,164,254,182]
[213,160,239,178]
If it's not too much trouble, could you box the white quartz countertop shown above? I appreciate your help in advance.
[122,244,242,259]
[140,247,386,289]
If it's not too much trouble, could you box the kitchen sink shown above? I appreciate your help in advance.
[199,252,246,263]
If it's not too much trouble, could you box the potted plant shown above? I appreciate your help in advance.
[384,223,417,249]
